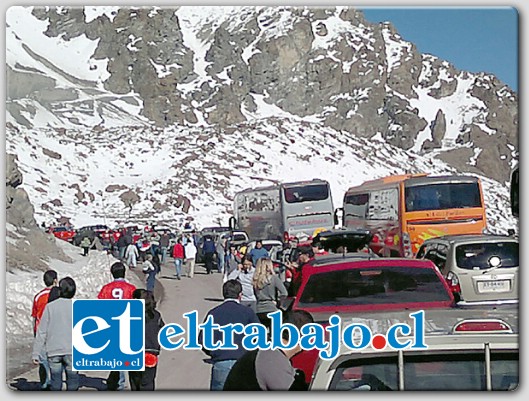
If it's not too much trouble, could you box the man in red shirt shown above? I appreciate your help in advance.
[172,237,185,280]
[98,262,137,390]
[32,269,58,390]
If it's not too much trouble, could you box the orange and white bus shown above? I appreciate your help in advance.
[339,174,487,257]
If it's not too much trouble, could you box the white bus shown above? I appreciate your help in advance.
[229,179,335,242]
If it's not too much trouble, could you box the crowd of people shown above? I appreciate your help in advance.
[31,262,165,391]
[31,219,319,392]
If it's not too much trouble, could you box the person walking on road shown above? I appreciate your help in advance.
[224,244,241,283]
[184,239,198,278]
[97,261,137,300]
[253,258,288,331]
[172,237,185,280]
[223,310,314,391]
[125,242,139,269]
[128,289,165,391]
[142,254,157,292]
[216,238,226,274]
[159,231,170,264]
[117,230,127,260]
[229,257,257,312]
[31,269,58,390]
[97,262,137,390]
[202,235,216,274]
[80,236,92,256]
[198,280,260,391]
[32,277,79,391]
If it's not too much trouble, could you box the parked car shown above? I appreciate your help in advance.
[285,258,456,384]
[309,306,518,390]
[223,230,250,248]
[48,226,76,243]
[416,234,519,305]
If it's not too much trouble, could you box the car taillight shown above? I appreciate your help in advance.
[402,232,413,258]
[283,232,290,243]
[446,271,461,294]
[453,320,513,334]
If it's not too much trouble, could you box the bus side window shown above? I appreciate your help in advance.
[345,193,369,218]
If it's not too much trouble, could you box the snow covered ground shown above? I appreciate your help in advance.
[5,237,144,378]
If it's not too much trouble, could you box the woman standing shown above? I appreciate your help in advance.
[252,258,288,330]
[129,289,165,391]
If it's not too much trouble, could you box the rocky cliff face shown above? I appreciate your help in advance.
[6,154,72,272]
[6,6,517,184]
[5,6,518,237]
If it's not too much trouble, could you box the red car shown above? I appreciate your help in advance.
[49,226,76,242]
[286,258,456,384]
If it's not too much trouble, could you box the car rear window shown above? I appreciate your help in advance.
[330,352,518,390]
[455,242,519,269]
[297,266,451,308]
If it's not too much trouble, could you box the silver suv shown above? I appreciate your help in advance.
[416,234,518,305]
[310,307,518,391]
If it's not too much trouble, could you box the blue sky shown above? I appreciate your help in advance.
[360,7,518,92]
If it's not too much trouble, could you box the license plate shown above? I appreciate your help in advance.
[477,280,511,293]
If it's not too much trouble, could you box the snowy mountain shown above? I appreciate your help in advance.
[5,5,518,239]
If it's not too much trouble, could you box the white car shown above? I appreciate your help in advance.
[309,306,518,391]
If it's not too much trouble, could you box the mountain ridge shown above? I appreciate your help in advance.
[5,5,518,246]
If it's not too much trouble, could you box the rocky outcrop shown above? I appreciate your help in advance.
[6,154,72,272]
[7,6,518,184]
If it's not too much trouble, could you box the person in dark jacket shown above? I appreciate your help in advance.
[198,280,260,391]
[128,289,165,391]
[202,235,217,274]
[117,231,127,260]
[223,310,313,391]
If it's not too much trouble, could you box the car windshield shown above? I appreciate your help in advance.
[330,352,518,390]
[405,182,481,212]
[297,266,451,308]
[455,242,519,269]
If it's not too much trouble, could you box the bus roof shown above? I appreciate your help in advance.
[345,174,480,194]
[281,178,329,188]
[236,178,329,194]
[345,173,427,192]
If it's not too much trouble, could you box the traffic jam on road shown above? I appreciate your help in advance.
[44,172,519,391]
[225,173,519,391]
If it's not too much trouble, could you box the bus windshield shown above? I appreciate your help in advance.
[284,184,329,203]
[405,182,481,212]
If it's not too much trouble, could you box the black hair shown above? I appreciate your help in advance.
[110,262,126,279]
[223,279,242,300]
[299,246,315,258]
[282,310,314,340]
[133,289,157,319]
[43,270,58,287]
[59,277,76,299]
